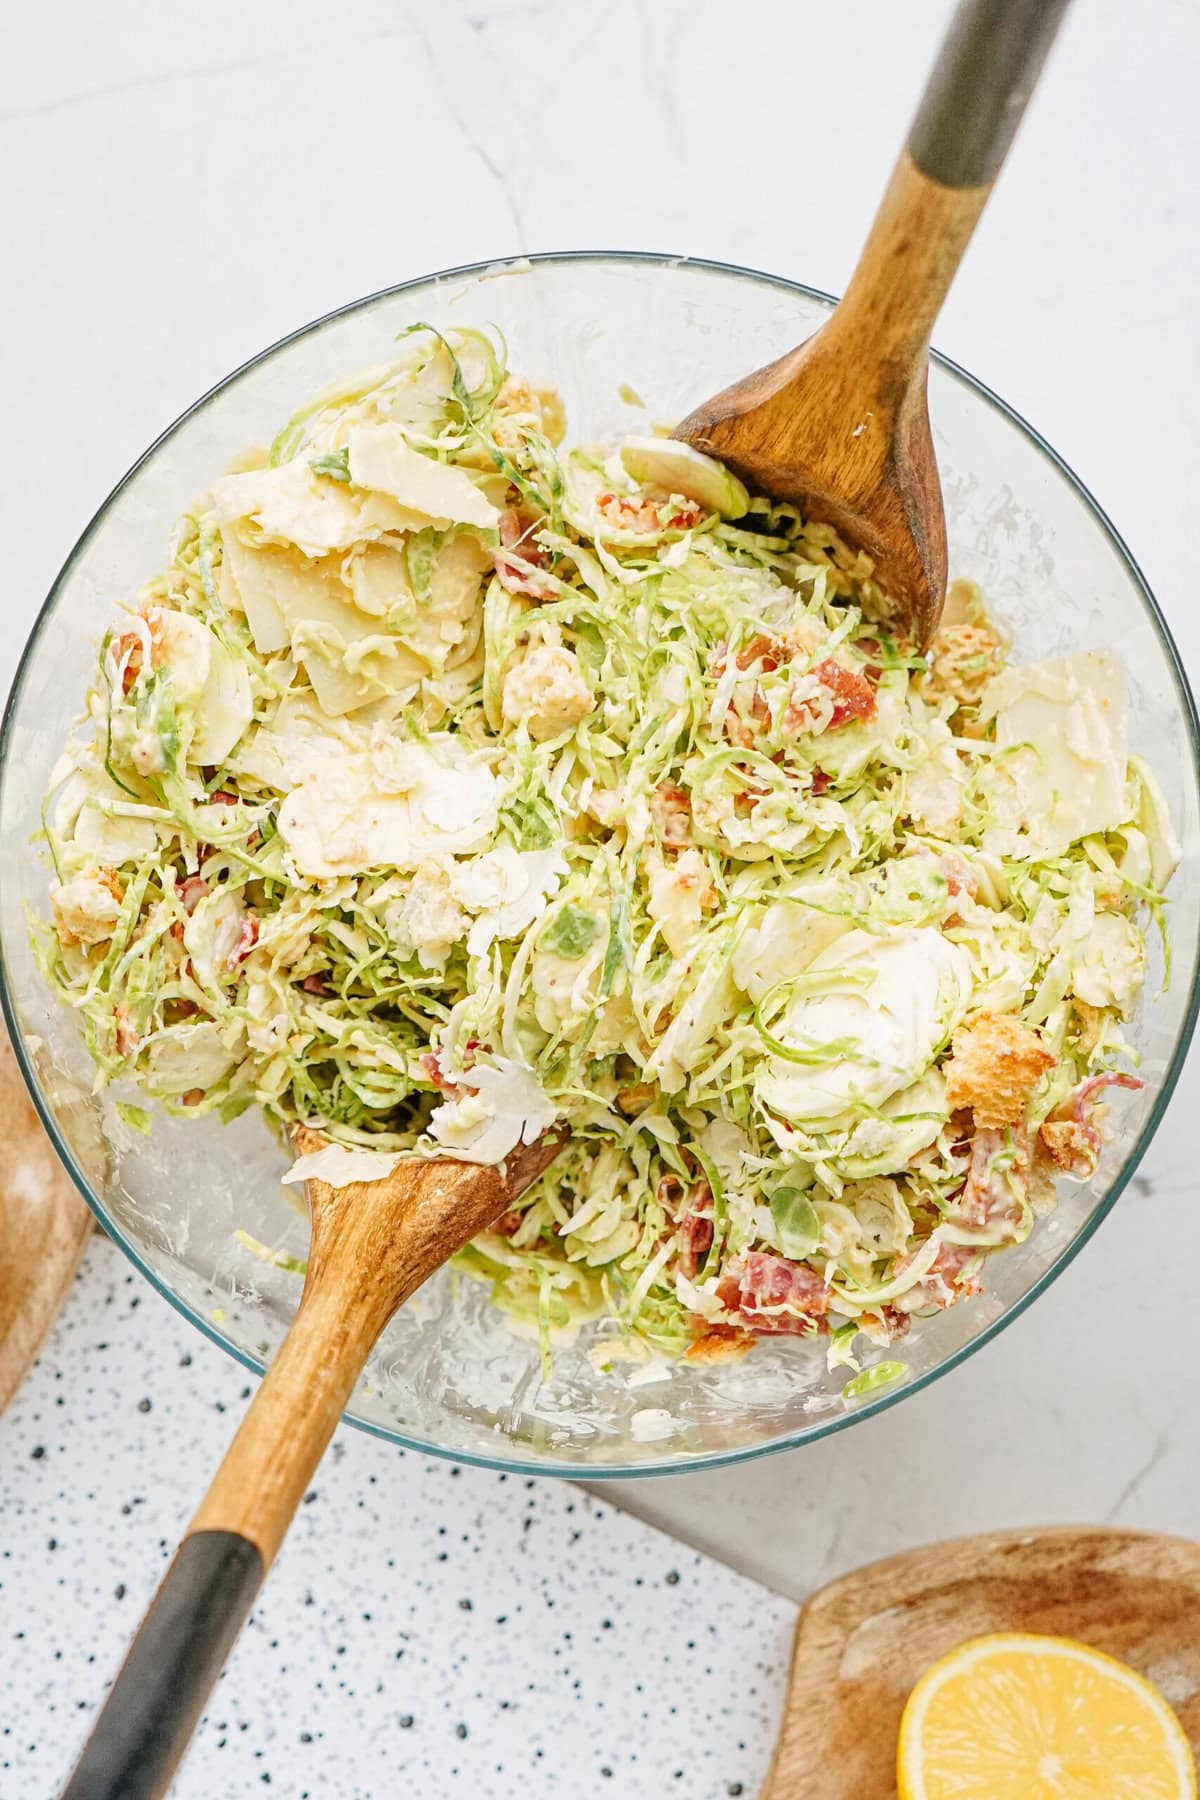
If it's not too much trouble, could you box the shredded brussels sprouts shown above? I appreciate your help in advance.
[36,324,1177,1370]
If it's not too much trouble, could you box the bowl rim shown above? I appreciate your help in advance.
[4,248,1198,1479]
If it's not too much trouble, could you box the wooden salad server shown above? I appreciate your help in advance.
[62,1125,565,1800]
[675,0,1074,647]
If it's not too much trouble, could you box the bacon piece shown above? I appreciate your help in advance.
[419,1050,458,1094]
[716,1250,829,1336]
[301,973,333,996]
[677,1180,714,1280]
[597,492,702,535]
[853,636,889,681]
[809,768,832,796]
[1038,1072,1144,1178]
[908,1241,984,1311]
[114,1004,138,1058]
[114,632,143,694]
[735,634,788,673]
[892,1241,983,1314]
[494,505,554,598]
[208,789,240,807]
[953,1123,1030,1236]
[708,633,792,678]
[913,844,977,906]
[939,853,976,901]
[685,1323,753,1362]
[177,875,209,915]
[783,659,876,736]
[650,782,692,848]
[223,914,259,971]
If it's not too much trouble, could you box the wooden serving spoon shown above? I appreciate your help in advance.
[62,1123,565,1800]
[675,0,1074,647]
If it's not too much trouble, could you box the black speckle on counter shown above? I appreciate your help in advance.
[1,1236,794,1798]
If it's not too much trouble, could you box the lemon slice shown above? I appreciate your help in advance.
[897,1632,1197,1799]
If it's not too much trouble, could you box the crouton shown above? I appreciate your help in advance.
[50,868,125,947]
[926,622,1005,706]
[942,1012,1055,1127]
[1038,1118,1096,1179]
[501,644,594,741]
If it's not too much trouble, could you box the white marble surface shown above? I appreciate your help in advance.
[3,0,1200,1790]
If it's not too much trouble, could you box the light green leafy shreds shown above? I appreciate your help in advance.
[36,325,1173,1367]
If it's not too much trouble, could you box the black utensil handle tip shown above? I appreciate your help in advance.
[909,0,1074,188]
[61,1530,263,1800]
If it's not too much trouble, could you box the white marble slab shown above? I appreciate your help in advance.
[2,0,1199,1788]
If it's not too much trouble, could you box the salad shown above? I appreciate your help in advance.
[37,324,1178,1373]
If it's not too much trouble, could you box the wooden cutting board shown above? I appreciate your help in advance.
[760,1525,1200,1797]
[0,1022,94,1412]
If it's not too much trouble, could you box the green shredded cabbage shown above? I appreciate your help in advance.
[35,324,1172,1369]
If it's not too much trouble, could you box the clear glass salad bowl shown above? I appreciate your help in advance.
[2,253,1197,1477]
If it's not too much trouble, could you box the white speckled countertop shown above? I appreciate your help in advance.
[3,0,1200,1793]
[2,1242,792,1796]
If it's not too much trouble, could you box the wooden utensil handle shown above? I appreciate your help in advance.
[61,1134,566,1799]
[60,1271,386,1800]
[909,0,1073,190]
[831,0,1072,368]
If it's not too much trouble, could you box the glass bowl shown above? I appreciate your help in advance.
[3,253,1197,1478]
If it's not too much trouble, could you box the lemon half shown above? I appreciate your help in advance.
[897,1632,1197,1800]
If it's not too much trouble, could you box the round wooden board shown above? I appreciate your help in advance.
[0,1022,94,1413]
[760,1524,1200,1798]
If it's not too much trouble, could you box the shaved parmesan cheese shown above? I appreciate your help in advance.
[452,844,566,954]
[980,649,1128,857]
[346,423,499,530]
[426,1057,557,1164]
[56,765,160,863]
[219,532,322,656]
[348,541,412,618]
[210,459,425,557]
[282,1144,402,1189]
[277,736,500,877]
